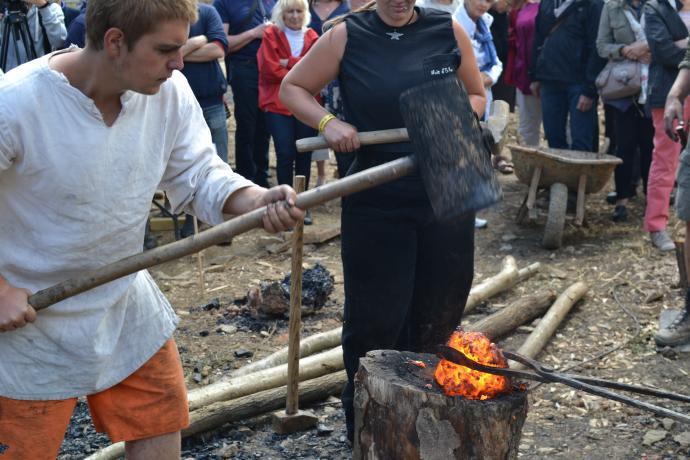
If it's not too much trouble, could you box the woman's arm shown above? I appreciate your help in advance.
[258,27,291,84]
[644,3,687,67]
[281,23,361,152]
[452,20,487,117]
[596,5,624,59]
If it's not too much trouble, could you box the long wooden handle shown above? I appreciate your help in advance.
[28,156,417,311]
[296,128,409,152]
[286,176,306,415]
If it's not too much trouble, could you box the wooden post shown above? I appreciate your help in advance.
[286,175,305,415]
[354,350,528,460]
[272,175,318,434]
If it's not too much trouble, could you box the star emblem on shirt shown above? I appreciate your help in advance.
[386,31,403,40]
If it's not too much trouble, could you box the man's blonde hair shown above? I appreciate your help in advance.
[86,0,199,51]
[271,0,311,31]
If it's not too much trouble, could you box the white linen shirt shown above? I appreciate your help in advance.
[0,51,253,400]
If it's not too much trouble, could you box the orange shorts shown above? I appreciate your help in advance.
[0,339,189,460]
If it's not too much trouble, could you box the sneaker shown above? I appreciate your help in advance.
[655,310,690,346]
[612,205,627,222]
[650,230,675,252]
[304,210,313,226]
[474,217,488,229]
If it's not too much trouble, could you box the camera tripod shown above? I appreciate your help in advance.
[0,1,38,72]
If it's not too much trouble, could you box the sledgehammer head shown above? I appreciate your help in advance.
[399,78,502,220]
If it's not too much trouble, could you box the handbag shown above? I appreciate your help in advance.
[595,59,643,99]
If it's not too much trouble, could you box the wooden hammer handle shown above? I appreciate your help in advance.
[296,128,409,153]
[286,176,306,415]
[28,156,417,311]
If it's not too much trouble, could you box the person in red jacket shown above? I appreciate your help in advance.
[258,0,319,204]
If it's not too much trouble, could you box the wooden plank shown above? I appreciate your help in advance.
[575,174,587,227]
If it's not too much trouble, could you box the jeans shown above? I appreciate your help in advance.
[202,103,229,164]
[540,81,598,152]
[339,155,475,441]
[228,62,270,187]
[612,104,653,200]
[264,111,314,187]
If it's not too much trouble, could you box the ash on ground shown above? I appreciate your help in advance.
[58,398,351,459]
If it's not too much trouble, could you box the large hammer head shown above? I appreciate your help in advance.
[399,78,502,220]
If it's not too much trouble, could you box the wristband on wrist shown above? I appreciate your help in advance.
[318,113,336,134]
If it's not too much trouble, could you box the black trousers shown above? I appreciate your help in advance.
[228,61,271,187]
[339,158,475,439]
[613,104,654,199]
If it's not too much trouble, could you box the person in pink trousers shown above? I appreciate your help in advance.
[643,0,690,251]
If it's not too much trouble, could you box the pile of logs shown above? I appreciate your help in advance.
[86,256,588,460]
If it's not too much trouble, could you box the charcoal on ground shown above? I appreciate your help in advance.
[247,263,335,317]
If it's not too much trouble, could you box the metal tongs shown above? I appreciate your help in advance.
[437,345,690,425]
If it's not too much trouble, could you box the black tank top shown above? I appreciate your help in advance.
[340,7,460,155]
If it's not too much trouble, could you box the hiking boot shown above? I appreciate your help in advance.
[650,230,675,252]
[655,309,690,346]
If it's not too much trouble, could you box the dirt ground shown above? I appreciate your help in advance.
[58,115,690,460]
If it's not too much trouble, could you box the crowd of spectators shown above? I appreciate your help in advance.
[4,0,690,343]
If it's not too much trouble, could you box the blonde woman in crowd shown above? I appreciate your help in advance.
[258,0,319,223]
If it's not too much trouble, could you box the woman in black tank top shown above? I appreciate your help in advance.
[281,0,486,443]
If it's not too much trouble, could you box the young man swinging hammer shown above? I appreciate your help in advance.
[0,0,304,458]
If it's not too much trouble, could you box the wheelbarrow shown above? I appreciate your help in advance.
[508,144,622,249]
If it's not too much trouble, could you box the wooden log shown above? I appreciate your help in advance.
[188,346,343,410]
[517,262,541,282]
[464,256,519,313]
[511,281,588,369]
[87,371,347,460]
[354,350,528,460]
[466,291,557,340]
[230,326,342,377]
[188,370,346,436]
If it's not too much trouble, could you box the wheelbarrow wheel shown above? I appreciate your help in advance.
[542,182,568,249]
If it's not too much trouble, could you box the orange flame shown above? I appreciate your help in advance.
[434,330,511,400]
